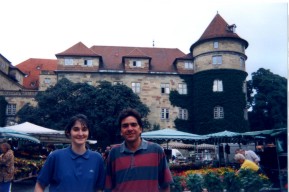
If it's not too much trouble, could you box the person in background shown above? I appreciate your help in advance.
[234,153,260,174]
[40,144,56,159]
[105,108,173,192]
[34,114,105,192]
[0,142,15,192]
[236,148,260,165]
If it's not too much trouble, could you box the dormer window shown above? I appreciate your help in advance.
[184,61,193,69]
[132,60,141,67]
[64,58,73,65]
[36,66,41,70]
[84,59,93,66]
[226,24,236,33]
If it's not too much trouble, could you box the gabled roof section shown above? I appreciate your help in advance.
[55,42,101,57]
[90,45,185,72]
[190,13,248,51]
[124,48,150,58]
[16,58,57,89]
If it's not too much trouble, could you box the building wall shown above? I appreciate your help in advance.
[57,72,187,128]
[0,75,23,90]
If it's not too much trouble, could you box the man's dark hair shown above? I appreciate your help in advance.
[118,108,143,129]
[65,114,91,138]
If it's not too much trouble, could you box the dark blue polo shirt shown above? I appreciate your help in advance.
[37,146,105,192]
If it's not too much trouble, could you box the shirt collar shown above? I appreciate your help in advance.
[68,146,90,160]
[120,139,148,153]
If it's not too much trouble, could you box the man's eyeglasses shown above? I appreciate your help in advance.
[121,122,139,128]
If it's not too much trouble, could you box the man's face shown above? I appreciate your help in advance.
[120,116,142,144]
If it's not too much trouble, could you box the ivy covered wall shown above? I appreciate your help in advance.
[170,69,249,135]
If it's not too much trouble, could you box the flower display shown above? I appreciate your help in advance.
[170,167,271,192]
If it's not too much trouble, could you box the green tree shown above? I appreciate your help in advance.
[247,68,287,131]
[17,78,150,147]
[0,96,8,127]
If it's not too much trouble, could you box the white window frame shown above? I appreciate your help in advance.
[84,59,93,66]
[44,78,51,84]
[113,81,123,85]
[161,83,170,94]
[214,106,224,119]
[184,61,193,69]
[178,83,187,95]
[212,55,222,65]
[6,104,16,115]
[132,60,141,67]
[161,108,169,120]
[213,41,219,49]
[132,82,141,93]
[213,80,223,92]
[179,108,188,120]
[64,58,73,65]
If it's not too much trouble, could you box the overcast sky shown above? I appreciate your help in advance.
[0,0,287,79]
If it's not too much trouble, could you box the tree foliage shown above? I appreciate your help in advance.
[247,68,287,131]
[17,78,150,147]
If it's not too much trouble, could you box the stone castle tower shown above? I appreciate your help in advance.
[187,13,249,134]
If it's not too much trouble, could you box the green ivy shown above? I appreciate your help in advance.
[170,69,249,134]
[0,96,7,127]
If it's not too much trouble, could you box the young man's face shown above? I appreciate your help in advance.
[120,116,142,143]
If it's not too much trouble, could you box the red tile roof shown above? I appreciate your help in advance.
[90,45,185,72]
[55,42,100,57]
[191,13,248,51]
[16,58,57,89]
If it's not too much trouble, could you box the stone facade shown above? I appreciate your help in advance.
[56,72,187,128]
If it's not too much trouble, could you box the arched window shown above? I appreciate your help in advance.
[213,80,223,92]
[214,106,224,119]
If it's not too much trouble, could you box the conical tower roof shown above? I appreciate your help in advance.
[190,13,248,51]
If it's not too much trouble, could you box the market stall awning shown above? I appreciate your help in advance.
[160,141,195,149]
[142,128,208,142]
[203,130,242,143]
[242,128,287,137]
[4,122,64,134]
[0,127,40,143]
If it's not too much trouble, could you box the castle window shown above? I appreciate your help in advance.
[214,106,224,119]
[240,57,245,69]
[179,108,188,120]
[184,61,193,69]
[161,108,169,120]
[44,78,51,84]
[84,59,93,66]
[212,55,222,65]
[132,60,141,67]
[213,80,223,92]
[161,83,170,94]
[64,58,73,65]
[6,104,16,115]
[132,82,141,93]
[178,83,187,94]
[213,41,219,49]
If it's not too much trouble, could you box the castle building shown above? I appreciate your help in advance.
[1,13,249,132]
